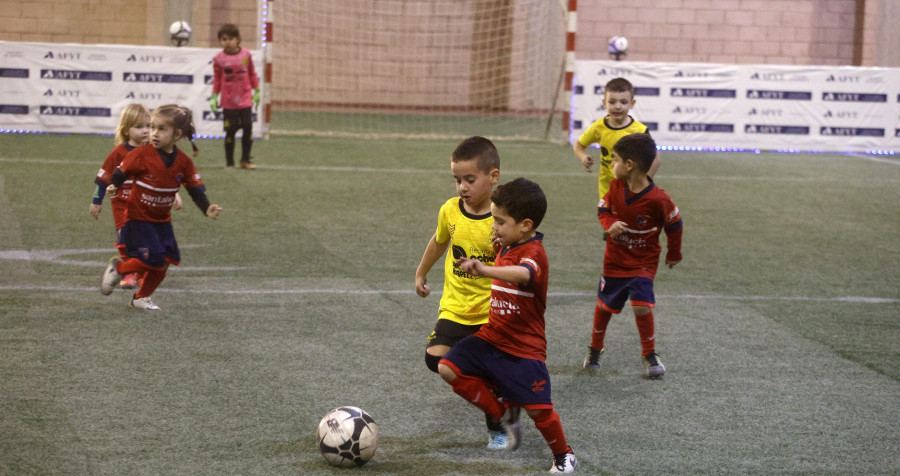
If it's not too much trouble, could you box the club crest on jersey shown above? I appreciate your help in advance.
[176,174,185,183]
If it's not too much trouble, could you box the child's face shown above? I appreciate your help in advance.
[490,203,531,247]
[219,34,241,54]
[450,159,499,211]
[603,90,636,122]
[149,116,182,153]
[127,118,151,147]
[610,150,631,179]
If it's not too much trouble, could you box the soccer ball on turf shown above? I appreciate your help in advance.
[315,406,379,467]
[169,21,192,47]
[608,35,629,58]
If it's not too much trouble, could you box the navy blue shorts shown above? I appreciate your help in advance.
[442,336,553,409]
[118,220,180,268]
[597,276,655,313]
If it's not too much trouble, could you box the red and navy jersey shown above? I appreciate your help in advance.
[95,143,137,229]
[474,232,549,361]
[119,144,204,223]
[598,179,683,279]
[212,48,259,110]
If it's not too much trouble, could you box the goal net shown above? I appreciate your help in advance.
[269,0,567,142]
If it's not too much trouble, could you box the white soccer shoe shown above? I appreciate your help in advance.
[499,406,522,451]
[130,295,161,311]
[100,257,122,295]
[549,447,578,473]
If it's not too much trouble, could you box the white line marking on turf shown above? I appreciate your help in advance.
[0,247,251,271]
[0,285,895,304]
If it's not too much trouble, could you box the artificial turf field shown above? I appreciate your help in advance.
[1,132,898,475]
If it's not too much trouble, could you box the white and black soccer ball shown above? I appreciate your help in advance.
[169,21,192,47]
[315,406,378,467]
[608,35,629,56]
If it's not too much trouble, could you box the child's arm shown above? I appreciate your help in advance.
[457,257,530,284]
[648,151,661,178]
[186,186,221,219]
[415,234,449,297]
[573,141,594,172]
[90,183,105,219]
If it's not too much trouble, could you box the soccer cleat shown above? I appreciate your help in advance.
[582,346,604,370]
[118,273,137,290]
[239,161,256,170]
[100,257,122,295]
[499,406,522,451]
[486,430,509,450]
[643,352,666,378]
[130,295,161,311]
[549,446,578,473]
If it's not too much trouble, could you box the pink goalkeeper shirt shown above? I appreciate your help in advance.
[212,48,259,110]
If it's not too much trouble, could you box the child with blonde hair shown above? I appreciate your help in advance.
[100,104,221,310]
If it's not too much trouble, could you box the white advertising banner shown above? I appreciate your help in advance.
[571,60,900,153]
[0,41,264,138]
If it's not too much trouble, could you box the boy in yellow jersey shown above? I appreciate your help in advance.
[415,136,513,449]
[573,77,661,202]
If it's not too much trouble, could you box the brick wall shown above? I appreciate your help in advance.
[0,0,259,48]
[574,0,896,66]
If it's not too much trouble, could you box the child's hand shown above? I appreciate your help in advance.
[415,276,431,298]
[666,258,681,269]
[206,204,222,219]
[105,184,118,198]
[607,221,627,238]
[491,231,503,252]
[172,192,183,210]
[457,257,485,277]
[580,154,594,172]
[89,204,102,219]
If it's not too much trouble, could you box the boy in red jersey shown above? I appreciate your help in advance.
[439,178,578,473]
[583,133,683,377]
[210,23,260,170]
[99,105,222,310]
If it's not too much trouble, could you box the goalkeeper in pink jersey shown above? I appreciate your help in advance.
[210,23,260,170]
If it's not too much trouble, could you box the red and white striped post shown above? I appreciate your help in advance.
[260,0,274,139]
[563,0,577,134]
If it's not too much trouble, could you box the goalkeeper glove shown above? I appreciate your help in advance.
[209,93,219,112]
[252,88,261,109]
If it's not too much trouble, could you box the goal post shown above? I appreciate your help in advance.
[266,0,568,142]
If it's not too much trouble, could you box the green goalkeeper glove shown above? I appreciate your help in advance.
[252,88,261,109]
[209,92,219,112]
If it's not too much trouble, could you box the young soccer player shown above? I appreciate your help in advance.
[573,77,660,203]
[583,133,683,377]
[99,104,222,310]
[414,136,512,449]
[210,23,260,170]
[439,178,578,473]
[90,103,151,289]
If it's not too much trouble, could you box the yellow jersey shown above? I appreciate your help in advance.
[434,197,496,325]
[577,115,650,200]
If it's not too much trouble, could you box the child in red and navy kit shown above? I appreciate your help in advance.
[583,132,683,378]
[439,178,578,474]
[99,104,222,310]
[90,104,151,289]
[210,23,260,169]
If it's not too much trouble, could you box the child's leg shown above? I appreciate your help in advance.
[633,306,656,356]
[590,303,614,350]
[240,122,253,163]
[527,408,569,455]
[439,365,504,421]
[134,265,168,299]
[224,114,238,167]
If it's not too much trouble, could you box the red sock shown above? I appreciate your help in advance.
[635,310,656,357]
[531,409,568,455]
[134,267,167,299]
[116,257,148,275]
[448,373,504,421]
[590,304,613,350]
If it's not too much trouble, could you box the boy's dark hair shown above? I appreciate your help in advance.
[613,133,656,173]
[604,77,634,96]
[491,178,547,229]
[218,23,241,40]
[452,136,500,174]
